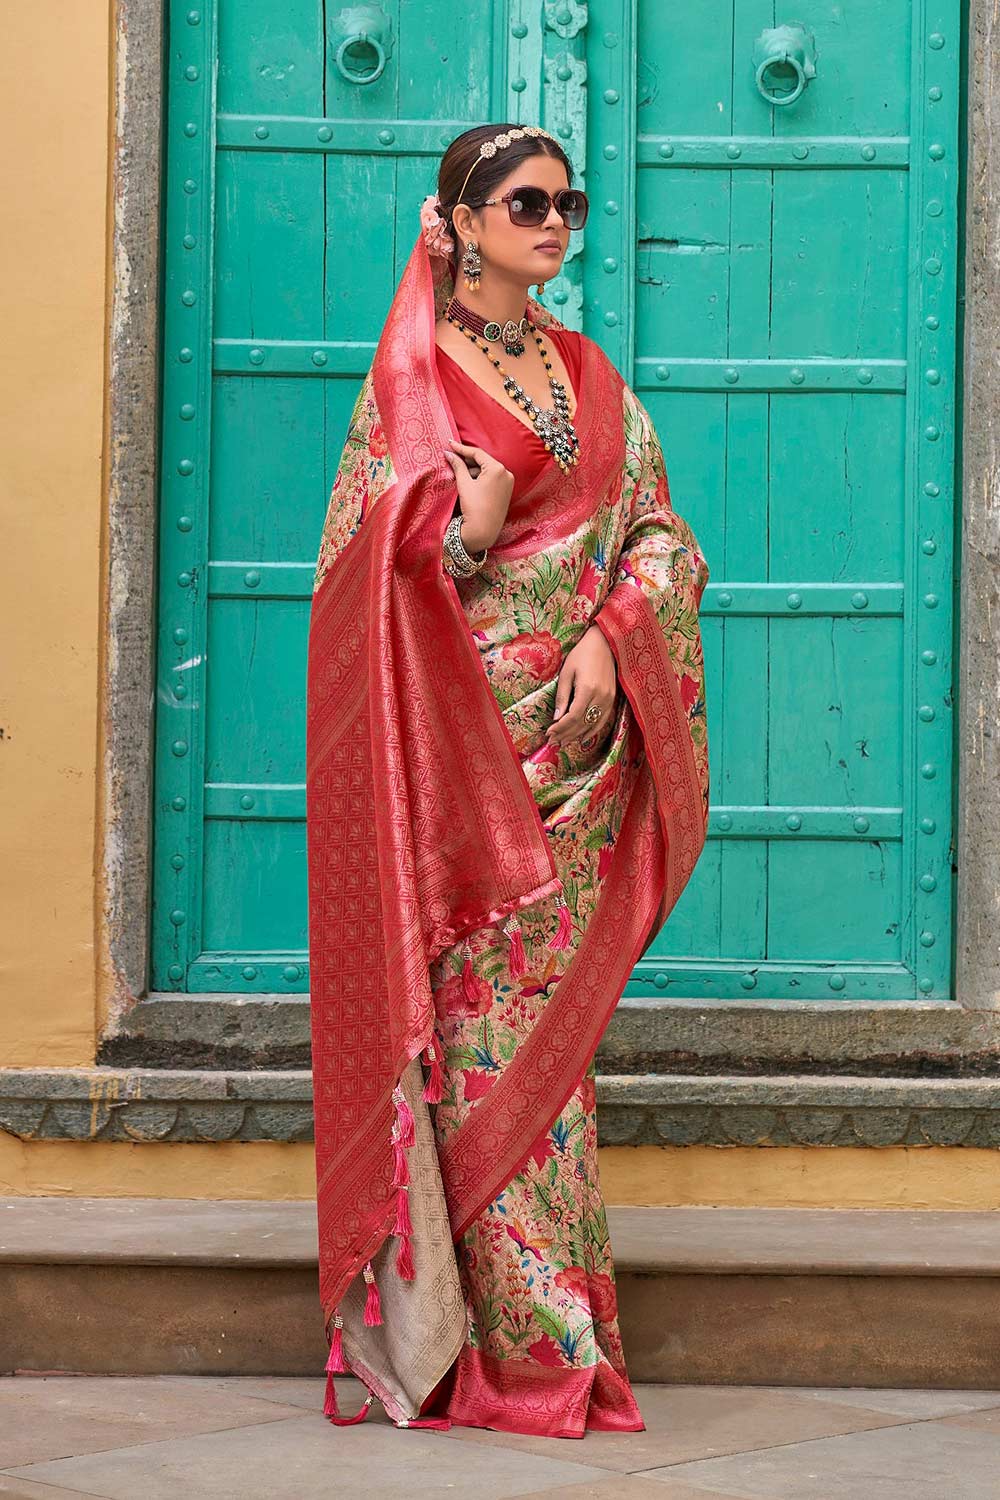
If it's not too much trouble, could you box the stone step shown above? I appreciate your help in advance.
[97,993,1000,1075]
[3,1198,998,1388]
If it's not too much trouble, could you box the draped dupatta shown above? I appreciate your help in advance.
[306,229,710,1416]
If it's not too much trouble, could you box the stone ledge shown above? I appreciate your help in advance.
[4,1200,1000,1384]
[96,994,1000,1075]
[3,1198,999,1276]
[4,1067,1000,1147]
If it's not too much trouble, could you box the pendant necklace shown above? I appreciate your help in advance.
[445,298,581,473]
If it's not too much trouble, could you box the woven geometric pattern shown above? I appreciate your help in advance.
[306,229,711,1360]
[307,235,572,1324]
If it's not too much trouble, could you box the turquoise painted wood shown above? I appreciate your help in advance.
[153,1,961,1002]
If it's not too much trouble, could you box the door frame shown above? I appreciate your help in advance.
[100,0,999,1038]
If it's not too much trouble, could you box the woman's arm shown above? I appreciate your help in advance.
[551,387,711,750]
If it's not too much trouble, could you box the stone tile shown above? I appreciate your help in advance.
[5,1414,614,1500]
[606,1487,750,1500]
[155,1373,332,1414]
[441,1382,906,1471]
[939,1405,1000,1432]
[637,1417,1000,1499]
[519,1480,751,1499]
[0,1374,303,1468]
[789,1385,1000,1418]
[0,1479,112,1500]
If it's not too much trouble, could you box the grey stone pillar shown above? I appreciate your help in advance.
[956,0,1000,1010]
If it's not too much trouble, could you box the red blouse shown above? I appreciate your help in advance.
[435,325,583,496]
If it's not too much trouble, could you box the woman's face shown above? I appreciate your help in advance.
[454,153,571,285]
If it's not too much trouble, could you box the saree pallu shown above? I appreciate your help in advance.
[306,229,710,1438]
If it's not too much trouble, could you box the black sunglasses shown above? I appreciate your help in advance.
[479,184,589,230]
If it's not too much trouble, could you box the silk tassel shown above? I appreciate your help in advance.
[362,1261,382,1326]
[461,942,479,1004]
[421,1039,443,1103]
[392,1137,410,1187]
[396,1231,415,1280]
[394,1089,416,1149]
[547,893,572,951]
[391,1083,416,1280]
[323,1321,375,1426]
[324,1377,375,1426]
[325,1313,347,1373]
[394,1184,412,1238]
[503,914,528,977]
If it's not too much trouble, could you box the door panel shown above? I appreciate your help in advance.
[584,0,959,999]
[154,0,960,1003]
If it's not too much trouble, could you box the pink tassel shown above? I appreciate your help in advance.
[362,1261,382,1326]
[396,1232,415,1279]
[325,1313,347,1373]
[323,1333,376,1424]
[502,912,528,977]
[547,893,572,951]
[392,1137,410,1187]
[325,1384,375,1425]
[394,1184,413,1237]
[461,941,478,1004]
[393,1086,416,1148]
[421,1038,443,1103]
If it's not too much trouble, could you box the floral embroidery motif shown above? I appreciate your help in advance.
[419,380,710,1382]
[313,371,396,591]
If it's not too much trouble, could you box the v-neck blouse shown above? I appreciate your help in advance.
[436,324,583,498]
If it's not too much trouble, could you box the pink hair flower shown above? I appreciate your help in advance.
[420,193,456,258]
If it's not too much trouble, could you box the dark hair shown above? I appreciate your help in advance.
[435,123,574,238]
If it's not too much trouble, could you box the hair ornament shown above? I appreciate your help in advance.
[419,193,456,258]
[451,124,561,208]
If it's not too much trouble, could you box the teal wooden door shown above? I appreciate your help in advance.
[153,1,961,1002]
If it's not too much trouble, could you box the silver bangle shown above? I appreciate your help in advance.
[442,514,488,577]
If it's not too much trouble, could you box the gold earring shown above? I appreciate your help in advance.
[462,239,481,291]
[536,280,547,296]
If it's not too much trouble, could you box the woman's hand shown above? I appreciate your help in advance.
[443,439,514,553]
[547,625,618,748]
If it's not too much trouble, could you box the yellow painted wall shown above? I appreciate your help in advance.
[0,3,110,1067]
[3,1138,1000,1211]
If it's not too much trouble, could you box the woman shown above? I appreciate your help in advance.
[306,122,710,1439]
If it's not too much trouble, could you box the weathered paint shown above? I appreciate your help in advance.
[956,0,1000,1011]
[99,0,165,1039]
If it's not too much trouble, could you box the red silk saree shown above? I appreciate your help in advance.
[305,228,710,1438]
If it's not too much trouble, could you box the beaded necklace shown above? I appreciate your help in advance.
[444,294,530,357]
[444,300,581,474]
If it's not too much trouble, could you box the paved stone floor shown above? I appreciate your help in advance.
[2,1375,1000,1499]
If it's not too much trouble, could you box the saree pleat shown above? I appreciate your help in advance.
[306,229,710,1438]
[403,341,702,1433]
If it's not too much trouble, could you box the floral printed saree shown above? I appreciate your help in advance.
[305,227,710,1438]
